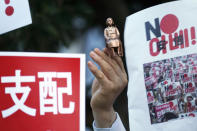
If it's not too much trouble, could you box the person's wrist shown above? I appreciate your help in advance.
[92,106,116,128]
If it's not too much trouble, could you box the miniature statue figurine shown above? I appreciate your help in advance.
[104,17,123,57]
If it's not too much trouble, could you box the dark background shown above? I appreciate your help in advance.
[0,0,174,130]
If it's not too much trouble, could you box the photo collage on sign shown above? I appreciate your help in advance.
[143,53,197,124]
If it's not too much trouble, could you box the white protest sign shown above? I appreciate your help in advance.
[0,0,32,34]
[125,1,197,131]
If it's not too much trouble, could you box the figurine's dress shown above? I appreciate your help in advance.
[105,27,121,48]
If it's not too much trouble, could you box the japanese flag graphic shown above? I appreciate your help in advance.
[0,0,32,34]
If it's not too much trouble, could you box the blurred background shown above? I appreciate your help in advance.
[0,0,173,130]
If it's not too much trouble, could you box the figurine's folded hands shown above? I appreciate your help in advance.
[88,48,128,128]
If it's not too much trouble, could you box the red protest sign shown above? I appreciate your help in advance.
[0,52,85,131]
[155,100,178,119]
[147,91,154,104]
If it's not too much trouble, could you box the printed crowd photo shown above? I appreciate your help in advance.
[144,53,197,124]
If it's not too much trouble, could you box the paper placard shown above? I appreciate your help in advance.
[0,0,32,34]
[125,1,197,131]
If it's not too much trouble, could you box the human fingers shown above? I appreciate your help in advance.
[94,48,123,77]
[89,51,117,81]
[87,61,109,87]
[103,48,110,56]
[96,48,127,91]
[103,48,125,73]
[103,48,127,82]
[112,55,126,73]
[103,48,127,86]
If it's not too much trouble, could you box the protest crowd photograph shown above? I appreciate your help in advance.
[144,53,197,124]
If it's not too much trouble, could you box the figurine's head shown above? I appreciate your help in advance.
[106,17,114,26]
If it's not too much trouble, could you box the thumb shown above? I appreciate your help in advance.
[92,78,99,94]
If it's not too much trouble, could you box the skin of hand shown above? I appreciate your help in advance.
[87,48,128,128]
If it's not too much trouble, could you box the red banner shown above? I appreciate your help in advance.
[155,100,178,119]
[0,52,85,131]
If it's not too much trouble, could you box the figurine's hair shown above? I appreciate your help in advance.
[106,17,114,26]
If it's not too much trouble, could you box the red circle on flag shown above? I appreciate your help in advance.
[160,14,179,34]
[5,6,14,16]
